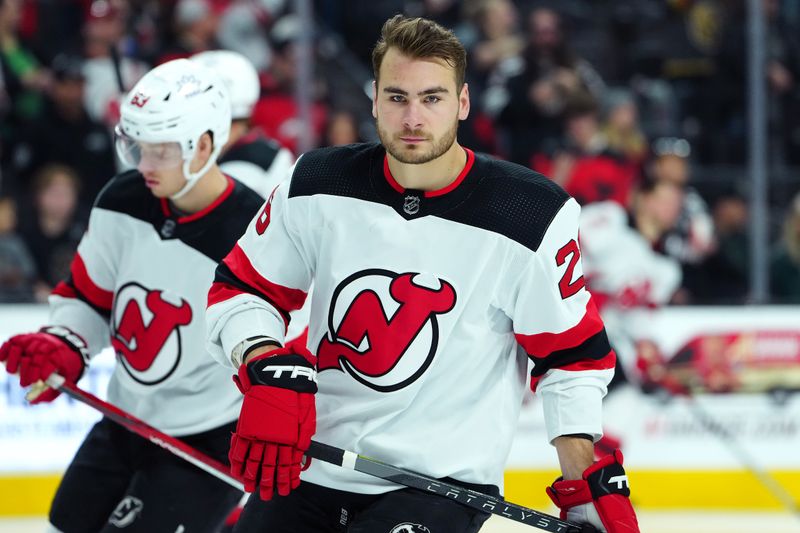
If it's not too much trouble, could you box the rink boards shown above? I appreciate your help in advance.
[1,305,799,515]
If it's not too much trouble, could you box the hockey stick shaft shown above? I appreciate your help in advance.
[305,440,584,533]
[43,374,245,492]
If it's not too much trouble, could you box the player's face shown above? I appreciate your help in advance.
[373,48,469,165]
[116,130,188,197]
[134,144,187,198]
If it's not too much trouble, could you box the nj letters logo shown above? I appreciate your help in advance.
[111,282,192,385]
[317,269,456,391]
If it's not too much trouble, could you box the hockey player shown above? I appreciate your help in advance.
[206,15,639,533]
[191,49,295,199]
[0,59,264,532]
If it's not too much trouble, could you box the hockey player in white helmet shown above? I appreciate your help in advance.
[0,58,264,532]
[192,49,295,198]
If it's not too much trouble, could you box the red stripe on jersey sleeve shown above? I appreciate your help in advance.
[52,281,77,299]
[222,244,307,313]
[70,254,114,311]
[207,282,246,308]
[515,296,604,359]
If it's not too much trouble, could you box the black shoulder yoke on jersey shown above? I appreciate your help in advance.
[94,170,263,262]
[219,137,282,171]
[288,143,570,252]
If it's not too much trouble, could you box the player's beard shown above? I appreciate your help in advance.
[378,116,459,165]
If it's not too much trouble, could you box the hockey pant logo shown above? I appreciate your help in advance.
[109,496,143,528]
[111,282,192,385]
[317,269,456,392]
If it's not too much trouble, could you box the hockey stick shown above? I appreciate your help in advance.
[35,374,244,492]
[305,440,584,533]
[32,377,581,531]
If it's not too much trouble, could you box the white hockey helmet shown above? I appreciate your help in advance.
[116,58,231,199]
[191,50,260,120]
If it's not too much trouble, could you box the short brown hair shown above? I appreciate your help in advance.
[372,14,467,88]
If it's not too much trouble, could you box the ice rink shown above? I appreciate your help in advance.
[1,512,799,532]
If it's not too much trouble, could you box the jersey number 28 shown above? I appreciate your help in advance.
[556,239,585,299]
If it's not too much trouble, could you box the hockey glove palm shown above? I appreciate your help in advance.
[546,450,640,533]
[0,326,89,403]
[230,346,317,500]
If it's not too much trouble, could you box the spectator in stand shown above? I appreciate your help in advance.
[495,6,605,165]
[646,138,716,303]
[0,194,35,302]
[250,14,328,154]
[770,192,800,303]
[531,93,636,207]
[216,0,285,72]
[18,164,85,302]
[323,109,362,147]
[11,53,116,209]
[82,0,150,129]
[0,0,49,155]
[714,0,800,164]
[694,193,750,304]
[462,0,524,105]
[601,87,648,168]
[157,0,219,64]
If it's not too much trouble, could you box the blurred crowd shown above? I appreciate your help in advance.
[0,0,798,305]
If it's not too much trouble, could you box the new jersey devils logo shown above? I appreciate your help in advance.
[317,269,456,391]
[129,92,150,108]
[111,282,193,385]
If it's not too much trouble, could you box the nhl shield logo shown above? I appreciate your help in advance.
[403,194,420,215]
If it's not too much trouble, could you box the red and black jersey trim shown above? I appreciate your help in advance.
[93,170,263,262]
[516,297,614,382]
[528,329,614,378]
[209,244,308,329]
[209,266,291,328]
[288,143,570,253]
[51,253,114,320]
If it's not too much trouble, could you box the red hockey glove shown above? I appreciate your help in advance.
[0,326,89,403]
[546,450,640,533]
[230,346,317,501]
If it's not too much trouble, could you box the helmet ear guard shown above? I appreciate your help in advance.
[116,58,232,199]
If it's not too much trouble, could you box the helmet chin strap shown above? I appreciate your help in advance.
[169,144,223,200]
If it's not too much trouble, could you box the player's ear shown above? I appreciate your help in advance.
[371,80,378,119]
[189,131,214,172]
[458,83,470,121]
[198,131,214,155]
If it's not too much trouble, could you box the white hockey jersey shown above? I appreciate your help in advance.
[51,171,264,436]
[218,134,295,199]
[207,143,615,494]
[578,201,682,309]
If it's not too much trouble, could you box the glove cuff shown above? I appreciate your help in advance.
[39,326,90,378]
[584,449,630,498]
[236,348,318,394]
